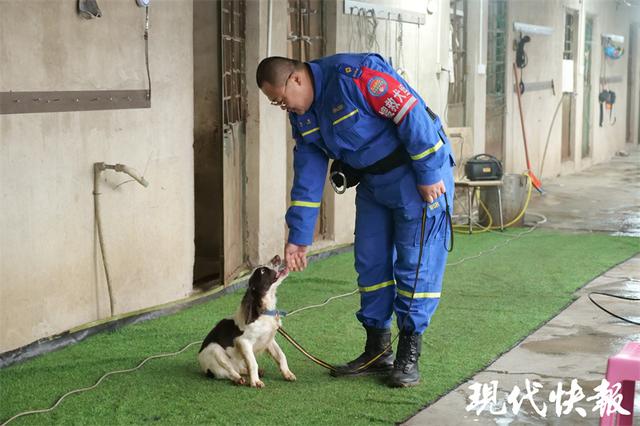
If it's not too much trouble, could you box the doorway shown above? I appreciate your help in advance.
[193,0,223,290]
[193,0,247,291]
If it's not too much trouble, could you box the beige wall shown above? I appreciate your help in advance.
[504,0,638,178]
[0,0,194,352]
[2,0,637,355]
[504,0,567,177]
[329,0,451,116]
[322,0,453,246]
[584,0,638,163]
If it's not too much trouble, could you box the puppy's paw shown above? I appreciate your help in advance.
[233,377,246,386]
[250,379,265,388]
[283,371,297,382]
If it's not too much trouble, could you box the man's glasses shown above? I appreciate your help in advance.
[270,71,294,108]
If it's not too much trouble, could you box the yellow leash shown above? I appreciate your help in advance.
[276,328,337,372]
[278,199,452,374]
[277,325,400,373]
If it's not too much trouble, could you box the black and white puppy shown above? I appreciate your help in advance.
[198,255,295,388]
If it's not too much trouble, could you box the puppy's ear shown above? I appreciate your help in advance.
[241,274,262,324]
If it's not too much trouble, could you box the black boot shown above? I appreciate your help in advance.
[330,326,394,377]
[388,331,422,387]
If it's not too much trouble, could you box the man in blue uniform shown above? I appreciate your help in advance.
[256,53,454,387]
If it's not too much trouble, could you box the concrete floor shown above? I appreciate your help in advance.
[527,146,640,237]
[404,145,640,425]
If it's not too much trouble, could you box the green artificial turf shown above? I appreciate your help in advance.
[1,229,638,425]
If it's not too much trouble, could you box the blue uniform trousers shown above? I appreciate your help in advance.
[354,163,453,334]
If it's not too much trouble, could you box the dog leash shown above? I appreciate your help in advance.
[277,328,337,371]
[278,196,453,373]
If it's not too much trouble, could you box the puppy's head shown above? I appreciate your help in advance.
[241,255,289,324]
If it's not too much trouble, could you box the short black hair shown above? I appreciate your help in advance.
[256,56,303,88]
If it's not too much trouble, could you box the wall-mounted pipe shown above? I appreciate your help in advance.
[267,0,273,57]
[93,162,149,316]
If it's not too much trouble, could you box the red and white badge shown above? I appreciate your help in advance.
[355,67,418,124]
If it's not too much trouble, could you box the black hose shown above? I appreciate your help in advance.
[588,292,640,326]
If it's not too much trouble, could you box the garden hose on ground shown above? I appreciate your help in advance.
[589,274,640,325]
[588,290,640,326]
[453,172,533,234]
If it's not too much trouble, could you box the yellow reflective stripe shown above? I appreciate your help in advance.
[411,140,443,161]
[301,127,320,137]
[397,289,441,299]
[290,201,321,208]
[332,109,359,125]
[359,280,395,293]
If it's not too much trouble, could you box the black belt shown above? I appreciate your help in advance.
[361,106,440,175]
[357,146,411,175]
[330,106,445,194]
[330,146,410,194]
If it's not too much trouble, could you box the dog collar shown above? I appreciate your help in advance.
[263,309,287,318]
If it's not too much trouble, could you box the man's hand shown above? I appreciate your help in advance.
[284,243,308,272]
[417,180,446,203]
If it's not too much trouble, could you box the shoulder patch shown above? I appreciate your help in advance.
[337,63,362,78]
[354,66,419,125]
[367,76,388,97]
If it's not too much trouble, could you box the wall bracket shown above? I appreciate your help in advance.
[0,90,151,115]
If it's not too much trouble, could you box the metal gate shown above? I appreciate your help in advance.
[562,10,578,161]
[448,0,467,127]
[286,0,325,241]
[582,16,593,159]
[221,0,247,282]
[485,0,506,160]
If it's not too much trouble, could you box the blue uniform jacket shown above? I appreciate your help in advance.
[286,53,455,246]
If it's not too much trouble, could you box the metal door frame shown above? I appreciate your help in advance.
[485,0,507,161]
[447,0,467,127]
[582,15,594,159]
[562,8,579,161]
[220,0,247,283]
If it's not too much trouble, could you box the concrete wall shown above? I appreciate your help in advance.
[2,0,637,355]
[584,0,638,163]
[504,0,567,177]
[329,0,450,116]
[322,0,453,246]
[503,0,639,178]
[0,0,194,352]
